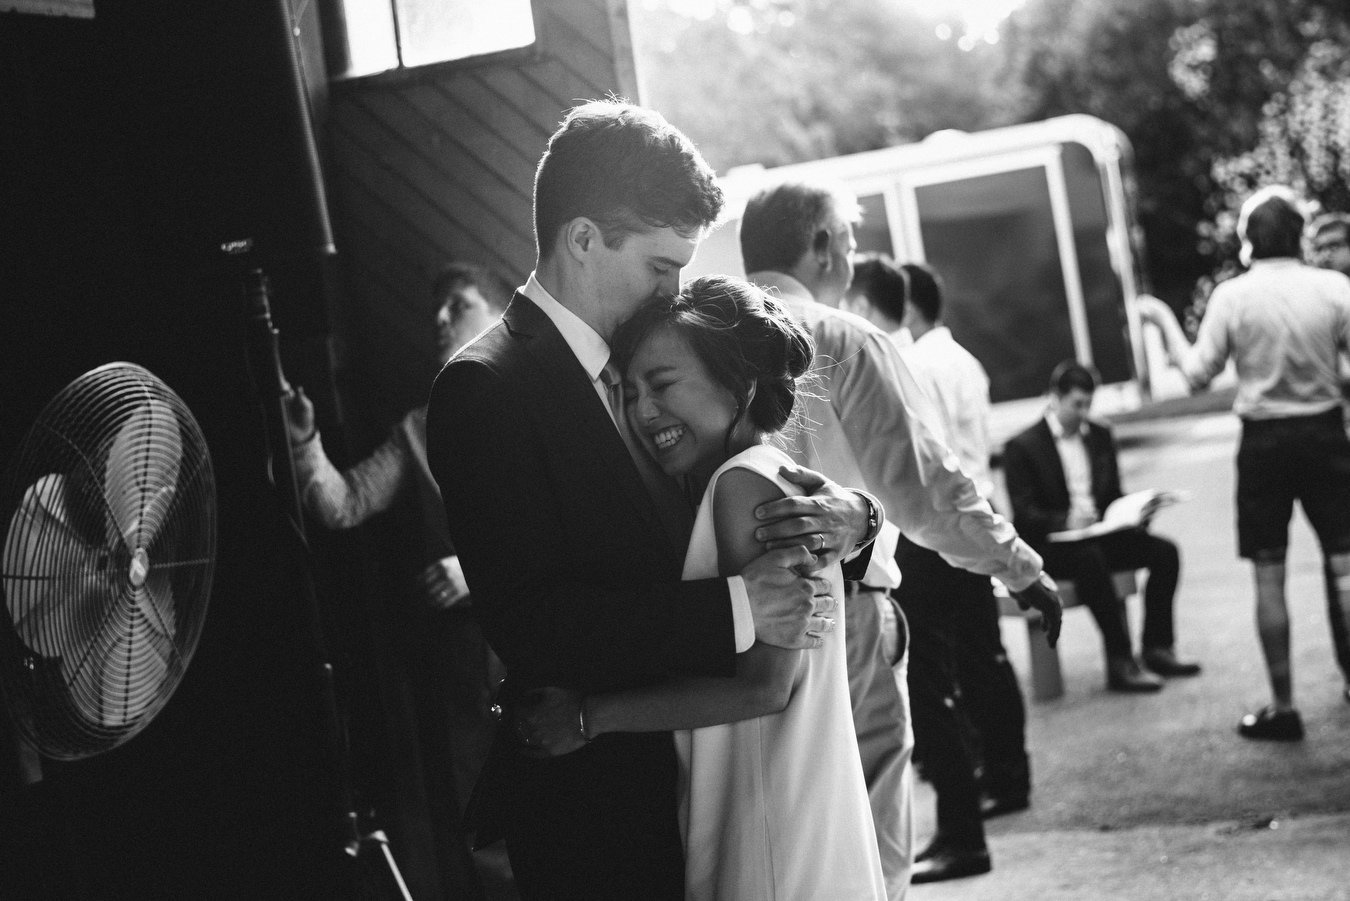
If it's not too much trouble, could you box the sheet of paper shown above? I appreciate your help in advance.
[1047,489,1190,543]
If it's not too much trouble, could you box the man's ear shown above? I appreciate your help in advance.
[564,217,602,263]
[812,228,832,269]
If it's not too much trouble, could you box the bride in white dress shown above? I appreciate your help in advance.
[519,276,885,901]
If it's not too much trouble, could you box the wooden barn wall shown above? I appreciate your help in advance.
[324,0,639,444]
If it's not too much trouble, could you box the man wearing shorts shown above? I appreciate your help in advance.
[1142,185,1350,740]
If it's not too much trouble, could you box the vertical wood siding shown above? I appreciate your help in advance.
[325,0,636,439]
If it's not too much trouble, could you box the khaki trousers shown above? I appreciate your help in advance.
[845,585,914,901]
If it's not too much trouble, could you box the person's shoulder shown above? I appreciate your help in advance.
[807,304,895,366]
[1305,265,1350,295]
[1006,418,1049,452]
[1087,418,1115,441]
[713,446,792,506]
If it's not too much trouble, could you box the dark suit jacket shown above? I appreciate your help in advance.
[425,294,738,894]
[1002,417,1123,550]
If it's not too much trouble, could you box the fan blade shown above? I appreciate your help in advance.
[105,397,182,552]
[64,593,170,728]
[3,475,108,657]
[133,572,176,646]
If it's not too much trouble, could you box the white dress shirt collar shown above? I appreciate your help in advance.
[1044,410,1088,440]
[521,273,612,379]
[746,270,815,304]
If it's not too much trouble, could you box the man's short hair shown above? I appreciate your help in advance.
[1238,185,1305,261]
[900,262,942,324]
[1310,212,1350,242]
[431,261,514,313]
[533,100,724,257]
[739,180,861,275]
[849,254,909,323]
[1049,359,1098,396]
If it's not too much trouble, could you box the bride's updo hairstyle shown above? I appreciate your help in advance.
[612,275,815,436]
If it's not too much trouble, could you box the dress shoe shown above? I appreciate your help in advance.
[980,792,1030,819]
[1237,705,1304,741]
[1141,646,1202,677]
[1106,656,1164,693]
[910,845,992,884]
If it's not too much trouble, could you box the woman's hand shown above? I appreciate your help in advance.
[283,385,317,446]
[514,687,590,757]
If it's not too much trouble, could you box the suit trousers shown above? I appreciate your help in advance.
[1040,527,1180,659]
[893,538,1029,851]
[845,584,913,901]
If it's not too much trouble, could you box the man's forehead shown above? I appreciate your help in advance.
[634,225,700,262]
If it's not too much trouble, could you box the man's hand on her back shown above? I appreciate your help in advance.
[753,465,871,571]
[741,545,836,649]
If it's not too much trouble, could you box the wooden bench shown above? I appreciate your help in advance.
[995,570,1139,701]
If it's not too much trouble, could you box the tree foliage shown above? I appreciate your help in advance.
[631,0,1010,173]
[629,0,1350,308]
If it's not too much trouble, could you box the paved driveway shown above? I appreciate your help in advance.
[913,411,1350,900]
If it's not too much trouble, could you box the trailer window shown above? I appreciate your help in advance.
[855,193,893,257]
[915,166,1077,403]
[335,0,535,78]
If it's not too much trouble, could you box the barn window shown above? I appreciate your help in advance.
[331,0,536,78]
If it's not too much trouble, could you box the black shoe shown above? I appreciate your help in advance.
[910,845,992,884]
[1141,647,1202,677]
[1106,657,1164,693]
[1237,706,1304,741]
[980,792,1030,819]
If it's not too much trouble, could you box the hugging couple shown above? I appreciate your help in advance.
[427,100,1057,901]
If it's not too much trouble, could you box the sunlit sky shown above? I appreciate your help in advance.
[925,0,1026,37]
[661,0,1027,50]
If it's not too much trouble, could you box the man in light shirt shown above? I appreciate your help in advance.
[1141,185,1350,741]
[741,181,1063,895]
[845,255,1035,880]
[1005,361,1197,695]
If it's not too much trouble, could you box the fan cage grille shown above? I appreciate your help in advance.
[1,362,216,760]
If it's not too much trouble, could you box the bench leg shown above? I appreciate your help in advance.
[1026,617,1065,701]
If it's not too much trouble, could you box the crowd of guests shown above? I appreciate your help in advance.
[284,100,1350,900]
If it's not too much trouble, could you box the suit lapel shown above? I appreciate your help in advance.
[1032,419,1071,508]
[503,296,676,557]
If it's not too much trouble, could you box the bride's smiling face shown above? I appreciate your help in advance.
[625,325,740,482]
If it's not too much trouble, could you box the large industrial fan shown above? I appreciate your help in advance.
[0,362,215,760]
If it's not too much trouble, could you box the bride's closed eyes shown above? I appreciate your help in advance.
[622,327,741,483]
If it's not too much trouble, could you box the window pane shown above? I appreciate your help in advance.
[915,167,1076,403]
[341,0,399,78]
[855,193,893,257]
[1061,141,1131,385]
[396,0,535,68]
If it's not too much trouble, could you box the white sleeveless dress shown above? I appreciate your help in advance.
[676,444,886,901]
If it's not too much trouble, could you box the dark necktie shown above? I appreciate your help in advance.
[600,361,694,551]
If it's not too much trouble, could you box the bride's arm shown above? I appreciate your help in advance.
[517,468,807,753]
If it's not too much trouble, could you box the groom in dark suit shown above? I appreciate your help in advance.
[425,101,880,901]
[1003,360,1200,693]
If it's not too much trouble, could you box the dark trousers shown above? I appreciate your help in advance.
[894,537,1030,851]
[1040,527,1180,659]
